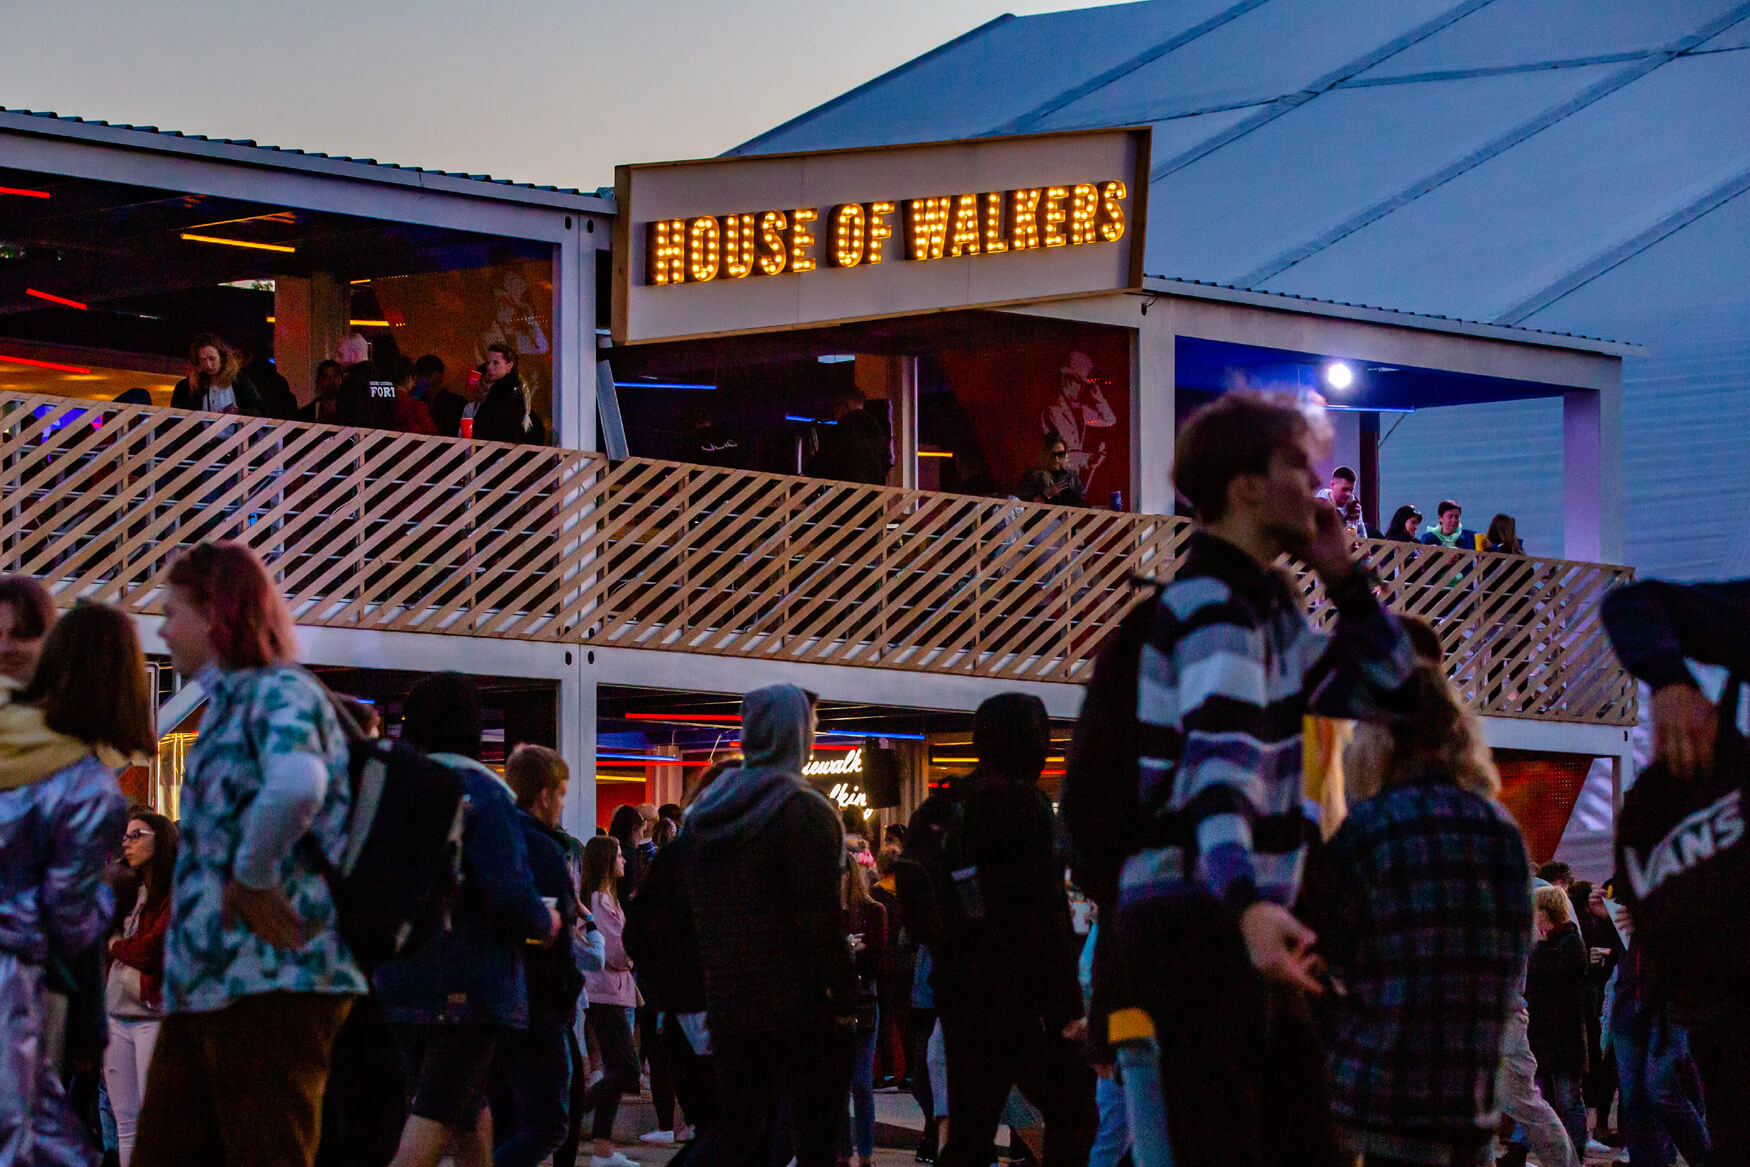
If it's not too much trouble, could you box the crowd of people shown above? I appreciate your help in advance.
[144,332,547,445]
[0,389,1745,1167]
[1320,468,1528,555]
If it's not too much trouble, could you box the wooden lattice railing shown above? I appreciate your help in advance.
[0,393,1635,725]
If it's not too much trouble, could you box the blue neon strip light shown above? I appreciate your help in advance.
[614,381,716,391]
[815,730,925,741]
[785,415,835,425]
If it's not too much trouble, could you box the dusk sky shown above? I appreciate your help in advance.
[1,0,1113,191]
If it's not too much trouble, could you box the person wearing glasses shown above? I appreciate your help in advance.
[107,809,179,1166]
[1016,434,1088,507]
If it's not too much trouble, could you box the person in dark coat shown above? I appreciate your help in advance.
[683,685,858,1167]
[1526,886,1591,1160]
[930,694,1097,1167]
[171,333,264,416]
[374,673,561,1167]
[495,746,601,1167]
[807,386,890,485]
[471,344,543,444]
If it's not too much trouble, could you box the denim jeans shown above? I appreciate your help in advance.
[494,1023,571,1167]
[1495,1009,1577,1167]
[1614,1010,1709,1167]
[837,1023,879,1160]
[1535,1069,1588,1162]
[1089,1074,1132,1167]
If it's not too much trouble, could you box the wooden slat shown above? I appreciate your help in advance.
[0,393,1636,726]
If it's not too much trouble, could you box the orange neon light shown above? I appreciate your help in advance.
[181,233,296,253]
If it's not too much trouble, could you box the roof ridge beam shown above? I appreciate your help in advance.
[1495,161,1750,326]
[986,0,1275,136]
[1231,0,1750,288]
[1148,0,1500,184]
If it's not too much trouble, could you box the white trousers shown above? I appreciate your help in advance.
[1497,1008,1579,1167]
[102,1015,160,1167]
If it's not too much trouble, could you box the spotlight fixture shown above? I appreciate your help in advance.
[1324,362,1354,390]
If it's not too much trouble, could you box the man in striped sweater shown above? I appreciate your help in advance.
[1115,393,1416,1167]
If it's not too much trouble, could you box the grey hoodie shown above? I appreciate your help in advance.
[684,684,857,1036]
[687,683,815,846]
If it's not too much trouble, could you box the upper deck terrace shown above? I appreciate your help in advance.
[0,393,1634,727]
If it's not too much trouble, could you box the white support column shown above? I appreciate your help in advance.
[1134,305,1175,516]
[554,222,598,452]
[1563,378,1623,563]
[898,356,919,491]
[559,651,597,839]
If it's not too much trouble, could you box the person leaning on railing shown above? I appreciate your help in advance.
[1486,514,1527,555]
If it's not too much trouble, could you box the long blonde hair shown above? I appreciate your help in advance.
[1343,664,1499,802]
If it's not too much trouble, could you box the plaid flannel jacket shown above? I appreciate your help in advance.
[1307,776,1533,1154]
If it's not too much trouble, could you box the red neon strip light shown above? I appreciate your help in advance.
[0,186,50,199]
[625,712,740,723]
[25,289,88,310]
[0,353,91,374]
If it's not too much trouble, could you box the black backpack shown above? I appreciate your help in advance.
[1614,674,1750,1021]
[1060,580,1163,908]
[295,684,466,975]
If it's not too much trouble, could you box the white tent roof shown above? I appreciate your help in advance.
[735,0,1750,577]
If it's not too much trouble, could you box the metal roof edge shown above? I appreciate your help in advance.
[723,13,1018,157]
[1141,276,1647,357]
[0,108,615,215]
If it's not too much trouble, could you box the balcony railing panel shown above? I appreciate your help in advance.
[0,395,1635,725]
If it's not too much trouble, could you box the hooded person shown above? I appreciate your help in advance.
[932,693,1097,1167]
[683,684,858,1167]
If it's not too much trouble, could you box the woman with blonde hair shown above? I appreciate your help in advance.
[1303,657,1536,1167]
[171,333,263,416]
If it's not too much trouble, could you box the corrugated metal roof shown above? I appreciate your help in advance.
[735,0,1750,578]
[0,106,613,212]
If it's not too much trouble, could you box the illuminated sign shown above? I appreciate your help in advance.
[803,747,863,778]
[644,183,1128,287]
[613,128,1150,344]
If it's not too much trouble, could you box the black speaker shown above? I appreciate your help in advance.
[860,739,903,809]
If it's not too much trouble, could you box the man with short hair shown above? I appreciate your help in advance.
[1421,500,1474,549]
[497,745,602,1167]
[807,385,891,485]
[469,344,543,444]
[300,360,346,424]
[1314,466,1365,536]
[414,355,468,438]
[1085,393,1416,1167]
[1536,861,1573,891]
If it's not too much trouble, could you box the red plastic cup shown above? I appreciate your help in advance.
[459,417,474,439]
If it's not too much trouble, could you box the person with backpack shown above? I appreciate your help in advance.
[132,544,365,1167]
[929,694,1096,1167]
[375,673,561,1167]
[497,745,603,1167]
[684,684,859,1167]
[1601,576,1750,1166]
[1064,394,1417,1167]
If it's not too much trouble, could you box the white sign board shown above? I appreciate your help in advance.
[612,128,1150,345]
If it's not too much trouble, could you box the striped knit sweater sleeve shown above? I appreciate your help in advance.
[1136,567,1415,915]
[1137,574,1282,914]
